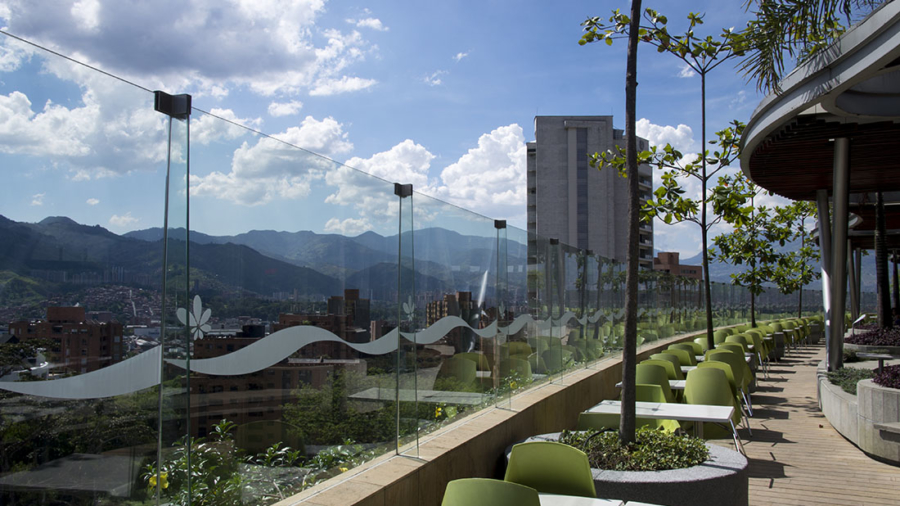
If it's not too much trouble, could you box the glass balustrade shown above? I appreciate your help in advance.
[0,32,838,505]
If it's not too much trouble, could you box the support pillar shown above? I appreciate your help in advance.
[830,137,850,371]
[848,239,859,323]
[817,189,833,365]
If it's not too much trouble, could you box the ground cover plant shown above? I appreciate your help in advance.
[827,367,876,395]
[559,427,709,471]
[845,326,900,347]
[874,365,900,390]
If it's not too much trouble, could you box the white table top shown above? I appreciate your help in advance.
[586,400,734,424]
[616,380,685,390]
[680,365,696,373]
[538,493,623,506]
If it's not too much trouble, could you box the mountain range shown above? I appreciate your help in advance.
[0,215,528,303]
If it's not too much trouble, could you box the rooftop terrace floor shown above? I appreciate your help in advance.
[712,343,900,506]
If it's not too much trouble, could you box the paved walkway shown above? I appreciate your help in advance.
[713,343,900,506]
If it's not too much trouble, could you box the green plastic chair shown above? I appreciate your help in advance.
[502,341,534,359]
[528,354,548,374]
[671,342,702,356]
[500,357,532,380]
[697,361,751,434]
[684,368,743,443]
[456,352,492,371]
[635,363,676,403]
[435,357,477,390]
[442,478,540,506]
[504,441,596,498]
[662,348,696,367]
[707,349,753,415]
[725,334,750,353]
[542,347,574,373]
[647,354,684,380]
[693,337,710,352]
[713,329,730,345]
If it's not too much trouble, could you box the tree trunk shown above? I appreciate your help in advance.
[876,192,891,328]
[619,0,643,446]
[700,73,714,351]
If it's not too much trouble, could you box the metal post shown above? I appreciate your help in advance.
[830,138,850,371]
[817,189,833,363]
[848,239,859,322]
[856,248,863,317]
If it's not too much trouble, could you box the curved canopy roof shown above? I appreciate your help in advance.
[740,1,900,202]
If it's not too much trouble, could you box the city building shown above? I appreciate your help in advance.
[426,292,476,353]
[526,116,654,269]
[7,306,124,374]
[653,252,702,280]
[190,325,366,445]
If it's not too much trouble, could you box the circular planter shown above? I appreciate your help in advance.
[507,433,748,506]
[845,343,900,355]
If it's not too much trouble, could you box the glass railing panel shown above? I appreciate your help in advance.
[0,33,165,505]
[182,109,401,503]
[410,193,500,439]
[502,225,533,406]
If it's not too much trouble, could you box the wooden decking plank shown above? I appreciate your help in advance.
[710,343,900,506]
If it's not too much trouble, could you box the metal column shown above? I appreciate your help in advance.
[848,239,859,322]
[830,138,850,371]
[816,189,833,364]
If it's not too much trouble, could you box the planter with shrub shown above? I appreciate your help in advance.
[506,429,748,506]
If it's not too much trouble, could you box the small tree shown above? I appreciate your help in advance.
[580,0,643,445]
[581,9,748,351]
[772,201,822,318]
[711,173,791,328]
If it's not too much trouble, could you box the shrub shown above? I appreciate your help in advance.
[827,367,875,395]
[845,327,900,347]
[874,365,900,390]
[559,427,709,471]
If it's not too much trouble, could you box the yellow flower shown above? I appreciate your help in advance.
[510,381,518,390]
[435,406,443,418]
[339,467,349,473]
[148,472,169,490]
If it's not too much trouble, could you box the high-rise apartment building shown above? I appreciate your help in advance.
[526,116,654,269]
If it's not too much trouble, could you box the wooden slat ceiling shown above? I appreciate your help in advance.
[747,116,900,201]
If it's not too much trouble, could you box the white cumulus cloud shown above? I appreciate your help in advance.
[190,116,352,206]
[453,51,469,62]
[309,76,377,96]
[30,193,45,206]
[1,0,377,98]
[351,18,388,31]
[431,124,527,223]
[678,64,696,78]
[324,216,372,235]
[268,100,304,117]
[192,108,260,146]
[423,70,447,86]
[109,211,138,228]
[636,118,695,154]
[86,198,100,205]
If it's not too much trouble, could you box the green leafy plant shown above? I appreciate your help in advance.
[559,427,709,471]
[827,367,875,394]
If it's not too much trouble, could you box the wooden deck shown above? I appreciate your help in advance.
[711,343,900,506]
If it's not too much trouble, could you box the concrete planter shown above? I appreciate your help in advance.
[817,362,900,465]
[508,433,748,506]
[845,343,900,355]
[858,379,900,463]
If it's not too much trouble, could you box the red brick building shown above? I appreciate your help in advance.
[653,252,702,280]
[8,307,124,374]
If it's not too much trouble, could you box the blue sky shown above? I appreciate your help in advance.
[0,0,783,255]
